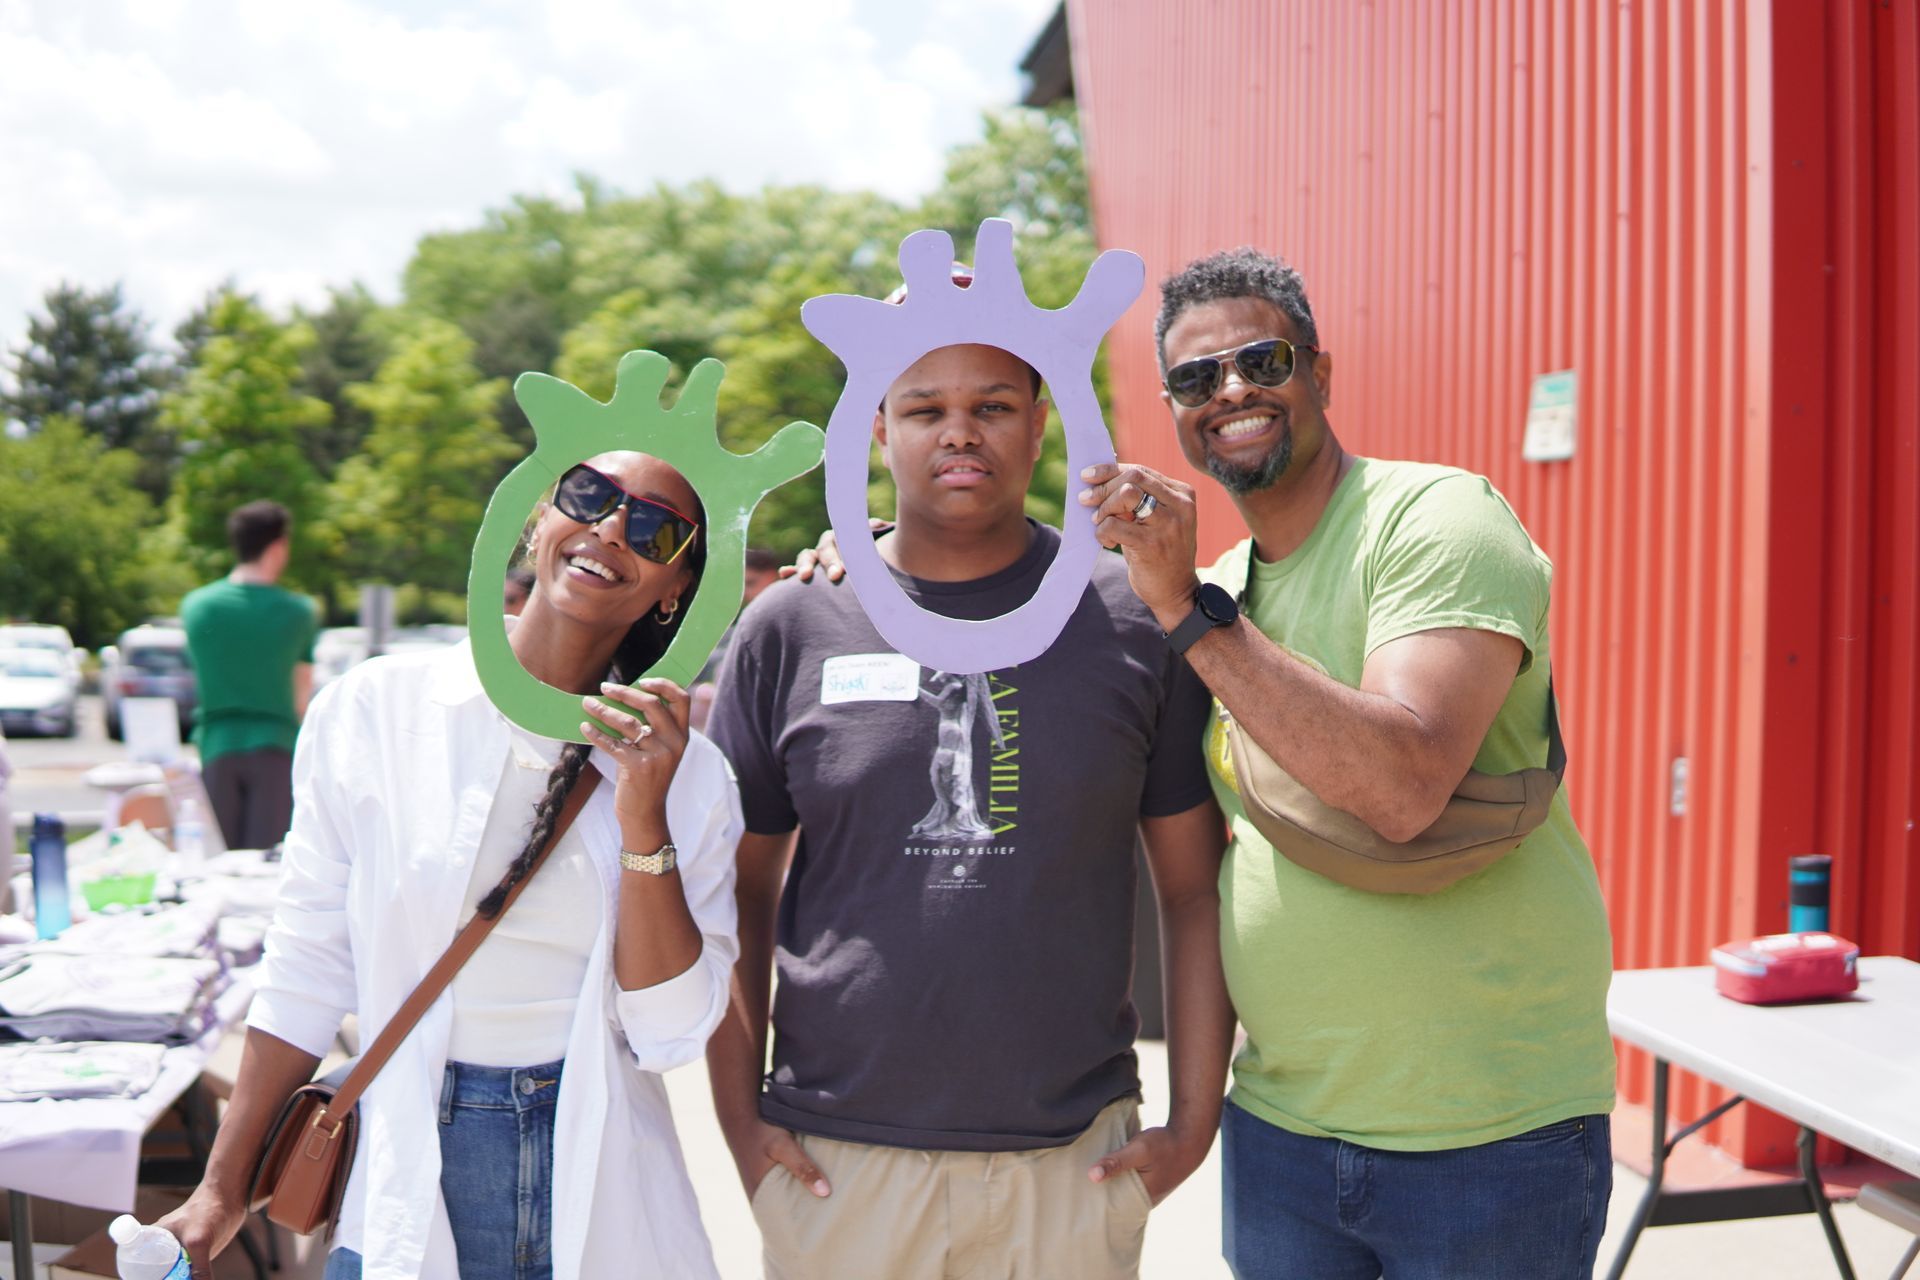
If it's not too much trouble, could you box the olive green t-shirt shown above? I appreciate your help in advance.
[1201,458,1615,1150]
[180,579,317,762]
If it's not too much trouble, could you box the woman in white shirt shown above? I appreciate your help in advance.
[162,452,743,1280]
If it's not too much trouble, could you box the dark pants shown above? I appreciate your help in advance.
[1222,1099,1612,1280]
[203,747,293,850]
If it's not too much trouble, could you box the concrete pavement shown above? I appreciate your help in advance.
[4,695,135,830]
[662,1040,1917,1278]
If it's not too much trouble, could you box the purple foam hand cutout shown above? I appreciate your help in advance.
[801,218,1144,674]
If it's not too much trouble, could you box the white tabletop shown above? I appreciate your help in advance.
[0,850,280,1212]
[1608,956,1920,1177]
[0,974,253,1211]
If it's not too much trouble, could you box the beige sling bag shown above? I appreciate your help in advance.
[1219,547,1566,895]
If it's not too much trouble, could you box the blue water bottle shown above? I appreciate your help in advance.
[1789,855,1831,934]
[30,813,71,939]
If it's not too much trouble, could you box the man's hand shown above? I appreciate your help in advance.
[1078,463,1202,628]
[1087,1122,1213,1206]
[728,1116,833,1200]
[777,518,892,584]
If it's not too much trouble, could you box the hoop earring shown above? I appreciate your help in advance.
[653,596,679,624]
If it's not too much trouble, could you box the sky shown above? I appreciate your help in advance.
[0,0,1060,368]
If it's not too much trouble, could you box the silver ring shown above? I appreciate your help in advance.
[1132,492,1158,522]
[626,724,652,746]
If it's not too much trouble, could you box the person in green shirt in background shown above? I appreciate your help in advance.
[1080,248,1616,1280]
[181,501,317,850]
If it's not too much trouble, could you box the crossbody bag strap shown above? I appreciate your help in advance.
[1543,679,1566,780]
[325,767,602,1114]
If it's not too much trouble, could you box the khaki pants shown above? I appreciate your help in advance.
[752,1097,1152,1280]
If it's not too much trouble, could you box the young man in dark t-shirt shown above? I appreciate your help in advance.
[706,339,1233,1279]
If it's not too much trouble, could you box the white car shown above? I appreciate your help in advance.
[100,624,197,741]
[313,625,467,688]
[0,624,83,686]
[0,647,79,737]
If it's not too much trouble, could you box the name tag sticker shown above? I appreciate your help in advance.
[821,654,921,705]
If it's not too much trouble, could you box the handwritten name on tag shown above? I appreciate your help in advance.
[820,654,921,705]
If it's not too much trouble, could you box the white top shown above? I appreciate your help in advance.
[1608,957,1920,1177]
[447,727,600,1067]
[246,642,743,1280]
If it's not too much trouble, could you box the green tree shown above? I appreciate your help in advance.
[707,188,910,553]
[0,419,175,647]
[918,107,1091,255]
[379,107,1100,554]
[172,279,248,367]
[161,292,331,588]
[323,318,516,616]
[403,189,594,445]
[2,282,175,500]
[293,284,392,476]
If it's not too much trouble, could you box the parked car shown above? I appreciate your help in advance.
[101,624,197,741]
[313,624,468,689]
[312,626,369,689]
[0,647,79,737]
[0,624,83,685]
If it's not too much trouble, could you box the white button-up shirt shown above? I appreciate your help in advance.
[247,641,741,1280]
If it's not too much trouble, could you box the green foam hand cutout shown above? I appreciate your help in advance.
[467,350,824,741]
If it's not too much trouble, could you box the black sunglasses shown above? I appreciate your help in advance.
[552,464,700,566]
[1164,337,1320,408]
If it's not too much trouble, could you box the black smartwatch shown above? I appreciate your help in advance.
[1167,582,1239,655]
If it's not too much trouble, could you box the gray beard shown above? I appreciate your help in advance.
[1204,426,1294,494]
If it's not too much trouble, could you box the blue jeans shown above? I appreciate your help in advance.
[1221,1099,1611,1280]
[324,1059,564,1280]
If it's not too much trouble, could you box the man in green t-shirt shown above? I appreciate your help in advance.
[1081,249,1616,1279]
[180,501,317,850]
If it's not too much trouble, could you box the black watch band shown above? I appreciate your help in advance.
[1167,582,1239,655]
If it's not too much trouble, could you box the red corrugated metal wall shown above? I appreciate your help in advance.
[1066,0,1920,1167]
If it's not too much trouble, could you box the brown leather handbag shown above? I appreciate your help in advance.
[1219,548,1567,895]
[247,770,601,1235]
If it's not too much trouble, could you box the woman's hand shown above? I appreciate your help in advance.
[156,1186,248,1280]
[581,678,692,844]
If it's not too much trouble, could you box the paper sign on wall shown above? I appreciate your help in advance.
[1522,369,1578,462]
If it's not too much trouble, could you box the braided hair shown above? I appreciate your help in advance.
[475,506,706,919]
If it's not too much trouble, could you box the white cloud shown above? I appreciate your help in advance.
[0,0,1057,371]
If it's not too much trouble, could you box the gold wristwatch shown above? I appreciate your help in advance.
[619,843,678,876]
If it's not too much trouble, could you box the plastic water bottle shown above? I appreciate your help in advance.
[1789,854,1832,933]
[173,797,207,873]
[107,1215,192,1280]
[29,813,70,939]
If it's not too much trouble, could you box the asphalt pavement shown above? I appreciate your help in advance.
[4,695,142,833]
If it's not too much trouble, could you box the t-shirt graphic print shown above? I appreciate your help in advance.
[911,669,1002,844]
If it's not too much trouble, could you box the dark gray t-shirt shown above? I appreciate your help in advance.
[708,523,1213,1151]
